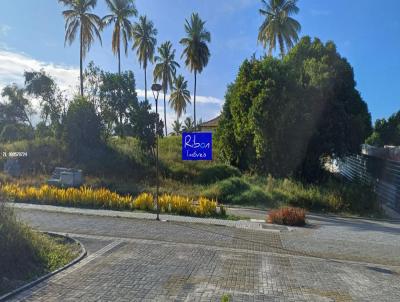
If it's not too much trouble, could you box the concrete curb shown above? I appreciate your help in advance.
[0,233,87,302]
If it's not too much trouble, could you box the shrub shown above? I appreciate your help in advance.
[134,192,155,211]
[205,177,250,202]
[267,207,306,226]
[1,184,221,218]
[196,164,241,184]
[205,177,271,206]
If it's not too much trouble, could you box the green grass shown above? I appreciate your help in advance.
[0,197,80,295]
[0,136,382,217]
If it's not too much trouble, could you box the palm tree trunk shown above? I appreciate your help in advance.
[278,34,285,59]
[194,70,197,129]
[164,88,167,136]
[144,65,147,102]
[80,25,83,96]
[118,45,121,75]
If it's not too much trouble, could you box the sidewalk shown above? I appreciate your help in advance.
[8,203,285,232]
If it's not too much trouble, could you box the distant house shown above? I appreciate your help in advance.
[198,115,220,132]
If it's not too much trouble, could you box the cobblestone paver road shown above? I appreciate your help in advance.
[9,208,400,302]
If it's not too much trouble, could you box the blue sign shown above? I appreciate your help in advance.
[182,132,212,161]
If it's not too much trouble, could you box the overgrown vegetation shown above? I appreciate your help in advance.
[0,196,79,295]
[215,37,372,181]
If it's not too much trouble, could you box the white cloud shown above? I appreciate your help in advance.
[0,49,79,94]
[0,24,11,37]
[136,89,224,105]
[0,49,223,133]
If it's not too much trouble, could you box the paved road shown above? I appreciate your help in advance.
[8,207,400,301]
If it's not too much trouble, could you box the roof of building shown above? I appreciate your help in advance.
[199,115,221,128]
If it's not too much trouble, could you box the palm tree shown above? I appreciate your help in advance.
[182,116,195,132]
[153,41,180,136]
[169,75,191,122]
[258,0,301,57]
[172,119,182,136]
[132,15,157,102]
[102,0,137,74]
[180,13,210,128]
[59,0,102,96]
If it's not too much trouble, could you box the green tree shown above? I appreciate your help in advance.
[102,0,137,74]
[59,0,102,96]
[127,100,164,152]
[169,75,191,122]
[99,71,138,137]
[180,13,211,127]
[64,96,103,161]
[258,0,301,57]
[153,41,180,136]
[24,71,64,131]
[132,15,157,102]
[83,61,103,110]
[1,85,34,129]
[216,37,372,181]
[366,111,400,146]
[172,119,182,135]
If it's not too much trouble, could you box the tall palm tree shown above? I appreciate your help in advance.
[102,0,137,74]
[169,75,191,121]
[180,13,210,128]
[132,15,157,102]
[153,41,180,136]
[59,0,102,96]
[258,0,301,57]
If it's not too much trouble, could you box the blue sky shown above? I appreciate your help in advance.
[0,0,399,129]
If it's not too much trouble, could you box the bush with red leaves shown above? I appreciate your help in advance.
[267,207,306,226]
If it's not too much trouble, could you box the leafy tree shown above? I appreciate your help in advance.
[169,75,191,122]
[258,0,301,57]
[153,41,180,136]
[132,15,157,102]
[180,13,211,127]
[99,71,138,137]
[83,61,103,110]
[216,37,372,181]
[59,0,103,96]
[24,71,64,128]
[0,124,33,142]
[1,85,34,129]
[172,119,182,135]
[102,0,137,74]
[366,111,400,146]
[127,100,163,152]
[64,96,103,161]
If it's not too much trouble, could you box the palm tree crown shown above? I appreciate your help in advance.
[132,15,157,101]
[180,12,211,127]
[59,0,102,96]
[102,0,137,74]
[153,41,180,136]
[258,0,301,57]
[169,75,191,120]
[180,13,211,73]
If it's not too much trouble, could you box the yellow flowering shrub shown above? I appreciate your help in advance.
[0,183,221,217]
[1,183,134,210]
[197,197,218,216]
[133,193,154,211]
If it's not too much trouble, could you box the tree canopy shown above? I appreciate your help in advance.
[215,37,372,181]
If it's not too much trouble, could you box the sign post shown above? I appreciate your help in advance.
[182,132,212,161]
